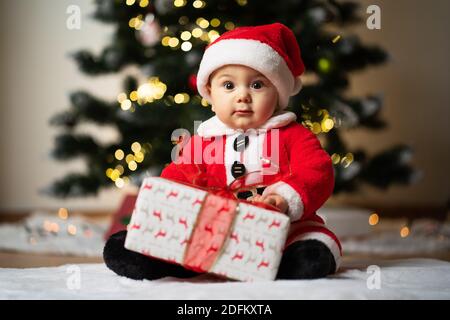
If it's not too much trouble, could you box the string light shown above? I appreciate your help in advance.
[311,122,322,134]
[128,161,138,171]
[236,0,248,6]
[174,93,190,104]
[110,169,120,181]
[139,0,149,7]
[129,15,144,30]
[332,35,341,43]
[331,153,341,165]
[201,98,209,107]
[192,27,203,38]
[134,151,145,163]
[181,41,193,51]
[106,168,113,178]
[115,165,124,175]
[179,16,189,25]
[126,0,136,5]
[115,178,125,188]
[200,32,209,42]
[400,226,410,238]
[58,208,69,220]
[117,93,127,103]
[196,17,209,29]
[210,18,221,27]
[121,99,132,111]
[67,224,77,236]
[208,30,220,42]
[168,37,180,47]
[115,149,124,160]
[321,118,334,132]
[193,0,206,8]
[341,153,354,168]
[125,154,135,164]
[224,21,236,30]
[131,142,141,153]
[174,0,187,7]
[161,36,171,46]
[44,220,52,232]
[180,31,192,40]
[130,91,138,101]
[136,77,167,104]
[318,58,331,73]
[369,213,379,226]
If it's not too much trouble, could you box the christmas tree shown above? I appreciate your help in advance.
[47,0,417,198]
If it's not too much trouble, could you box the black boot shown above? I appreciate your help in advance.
[103,230,201,280]
[276,239,336,280]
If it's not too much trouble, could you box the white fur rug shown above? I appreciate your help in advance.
[1,259,449,299]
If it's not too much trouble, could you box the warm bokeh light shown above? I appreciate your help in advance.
[67,224,77,236]
[128,161,138,171]
[115,149,124,160]
[400,226,410,238]
[174,0,187,8]
[331,153,341,165]
[369,213,379,226]
[181,41,193,51]
[131,142,142,153]
[341,153,354,168]
[58,208,69,220]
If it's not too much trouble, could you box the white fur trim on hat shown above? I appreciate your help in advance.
[197,39,301,109]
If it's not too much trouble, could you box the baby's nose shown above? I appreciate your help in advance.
[237,89,251,103]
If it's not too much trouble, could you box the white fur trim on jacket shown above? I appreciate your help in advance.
[197,111,297,138]
[196,39,302,109]
[262,181,304,222]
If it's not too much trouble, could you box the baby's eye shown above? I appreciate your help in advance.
[251,81,264,89]
[223,81,234,90]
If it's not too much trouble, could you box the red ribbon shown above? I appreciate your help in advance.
[171,164,282,273]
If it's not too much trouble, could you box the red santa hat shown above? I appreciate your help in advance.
[196,22,305,109]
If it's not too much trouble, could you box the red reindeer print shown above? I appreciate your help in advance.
[180,238,190,246]
[142,183,153,190]
[230,232,239,243]
[231,251,244,261]
[130,223,141,230]
[255,240,265,251]
[217,203,230,214]
[268,219,281,229]
[153,210,162,221]
[204,224,214,235]
[192,198,203,207]
[257,260,270,270]
[206,244,218,254]
[166,190,179,199]
[179,217,188,229]
[154,229,167,238]
[243,212,255,221]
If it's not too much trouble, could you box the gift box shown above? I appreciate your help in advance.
[124,177,290,282]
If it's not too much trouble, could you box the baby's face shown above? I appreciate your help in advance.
[206,65,278,131]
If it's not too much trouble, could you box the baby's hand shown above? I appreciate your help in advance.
[247,194,288,214]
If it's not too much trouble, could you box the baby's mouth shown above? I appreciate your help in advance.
[233,110,253,115]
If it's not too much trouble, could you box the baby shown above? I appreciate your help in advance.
[104,23,342,280]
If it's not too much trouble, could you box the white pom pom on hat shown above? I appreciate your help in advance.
[196,22,305,109]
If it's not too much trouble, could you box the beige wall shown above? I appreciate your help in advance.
[0,0,448,212]
[329,0,450,207]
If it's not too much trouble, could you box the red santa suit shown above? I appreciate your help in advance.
[161,111,342,272]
